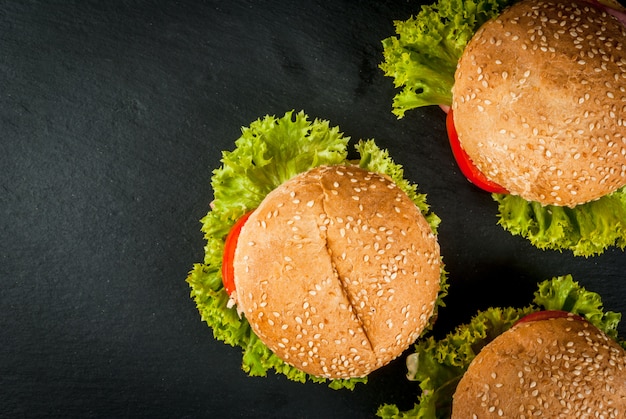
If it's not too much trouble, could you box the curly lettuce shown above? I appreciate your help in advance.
[186,110,446,390]
[377,274,625,418]
[380,0,514,117]
[494,189,626,257]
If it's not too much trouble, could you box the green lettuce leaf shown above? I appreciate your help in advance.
[494,188,626,257]
[187,110,445,389]
[533,275,623,341]
[209,110,350,220]
[380,0,514,117]
[377,275,625,418]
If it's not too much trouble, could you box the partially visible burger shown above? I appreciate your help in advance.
[187,111,447,388]
[452,0,626,207]
[380,0,626,256]
[377,275,626,418]
[453,312,626,417]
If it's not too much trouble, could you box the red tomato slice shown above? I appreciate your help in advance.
[221,210,254,296]
[514,310,585,326]
[446,110,508,194]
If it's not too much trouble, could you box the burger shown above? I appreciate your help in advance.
[453,0,626,206]
[380,0,626,256]
[377,274,626,418]
[233,165,442,380]
[452,313,626,417]
[186,110,448,388]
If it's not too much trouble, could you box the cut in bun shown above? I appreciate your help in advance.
[232,165,441,379]
[452,315,626,418]
[452,0,626,207]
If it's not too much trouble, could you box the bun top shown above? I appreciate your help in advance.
[452,316,626,418]
[232,165,441,379]
[452,0,626,206]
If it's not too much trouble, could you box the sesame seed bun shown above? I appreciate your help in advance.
[451,315,626,418]
[452,0,626,207]
[232,165,441,379]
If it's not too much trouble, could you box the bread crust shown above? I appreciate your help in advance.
[452,316,626,418]
[452,0,626,206]
[232,165,441,379]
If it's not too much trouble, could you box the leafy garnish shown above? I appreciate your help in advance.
[534,275,623,340]
[187,110,445,389]
[494,189,626,257]
[377,275,625,418]
[380,0,514,117]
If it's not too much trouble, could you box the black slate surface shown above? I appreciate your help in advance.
[2,1,625,418]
